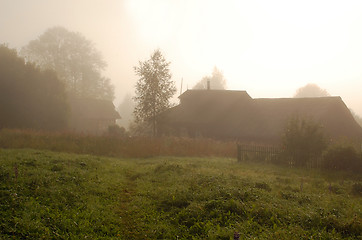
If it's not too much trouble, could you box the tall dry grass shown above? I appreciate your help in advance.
[0,129,237,158]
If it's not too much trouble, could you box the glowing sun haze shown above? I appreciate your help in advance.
[126,0,362,114]
[1,0,362,116]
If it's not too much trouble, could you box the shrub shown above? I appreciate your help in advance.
[106,124,128,137]
[281,117,327,167]
[322,145,362,173]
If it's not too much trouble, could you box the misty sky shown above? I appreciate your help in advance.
[1,0,362,116]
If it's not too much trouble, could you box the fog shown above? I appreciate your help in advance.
[1,0,362,116]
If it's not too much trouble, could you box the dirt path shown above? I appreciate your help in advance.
[117,170,147,239]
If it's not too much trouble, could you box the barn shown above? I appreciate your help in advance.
[158,89,362,142]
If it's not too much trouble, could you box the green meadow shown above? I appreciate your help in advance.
[1,148,361,239]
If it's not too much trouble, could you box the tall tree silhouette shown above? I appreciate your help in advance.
[21,26,114,100]
[133,49,176,136]
[0,44,68,130]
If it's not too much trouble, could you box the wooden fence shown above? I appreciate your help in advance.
[237,144,282,163]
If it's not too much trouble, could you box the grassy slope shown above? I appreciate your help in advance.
[1,149,361,239]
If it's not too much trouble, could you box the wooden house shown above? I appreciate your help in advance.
[158,89,362,142]
[68,97,121,134]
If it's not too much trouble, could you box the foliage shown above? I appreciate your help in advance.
[133,49,176,136]
[294,83,330,98]
[193,66,227,90]
[117,93,135,129]
[128,120,153,137]
[281,117,327,167]
[21,26,114,100]
[105,124,128,138]
[322,145,362,173]
[0,45,68,130]
[1,149,361,239]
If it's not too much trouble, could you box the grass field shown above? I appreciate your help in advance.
[1,148,361,239]
[0,129,237,158]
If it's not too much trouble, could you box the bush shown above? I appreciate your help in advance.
[106,124,128,137]
[281,117,327,167]
[322,145,362,173]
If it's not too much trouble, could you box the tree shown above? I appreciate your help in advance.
[0,44,68,130]
[193,67,227,90]
[133,49,176,136]
[281,116,327,167]
[117,93,135,130]
[21,26,114,100]
[294,83,330,98]
[350,109,362,128]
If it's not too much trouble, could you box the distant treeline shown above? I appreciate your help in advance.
[1,27,116,131]
[0,45,68,130]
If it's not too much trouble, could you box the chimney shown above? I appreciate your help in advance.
[207,80,210,90]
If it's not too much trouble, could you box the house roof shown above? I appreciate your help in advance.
[69,97,121,120]
[251,96,362,139]
[173,89,253,125]
[160,90,362,141]
[179,89,251,102]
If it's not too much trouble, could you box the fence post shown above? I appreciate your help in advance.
[237,144,241,162]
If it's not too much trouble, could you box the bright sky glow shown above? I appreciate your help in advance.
[1,0,362,115]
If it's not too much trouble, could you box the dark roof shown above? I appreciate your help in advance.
[179,89,251,102]
[160,90,362,141]
[174,90,252,125]
[69,97,121,120]
[251,96,362,139]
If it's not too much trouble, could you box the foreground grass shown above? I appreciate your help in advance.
[1,149,361,239]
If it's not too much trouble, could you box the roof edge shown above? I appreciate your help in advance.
[178,89,250,99]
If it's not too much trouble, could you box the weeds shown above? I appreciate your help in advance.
[1,148,361,239]
[351,183,362,196]
[0,129,236,158]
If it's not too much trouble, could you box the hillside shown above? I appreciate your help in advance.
[1,149,361,239]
